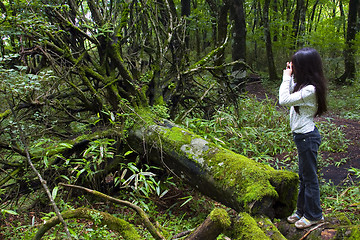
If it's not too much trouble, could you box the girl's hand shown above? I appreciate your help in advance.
[283,62,293,77]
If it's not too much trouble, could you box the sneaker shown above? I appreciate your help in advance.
[295,216,324,229]
[287,213,302,223]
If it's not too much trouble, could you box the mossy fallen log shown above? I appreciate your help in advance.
[129,118,298,218]
[33,207,140,240]
[186,208,231,240]
[226,212,271,240]
[253,215,287,240]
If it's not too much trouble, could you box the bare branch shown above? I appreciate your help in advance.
[50,8,100,45]
[177,83,216,122]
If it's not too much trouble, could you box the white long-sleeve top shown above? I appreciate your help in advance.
[279,75,317,134]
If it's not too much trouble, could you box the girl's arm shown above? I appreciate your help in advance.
[279,75,316,107]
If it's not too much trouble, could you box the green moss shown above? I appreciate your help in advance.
[132,107,154,124]
[83,65,106,81]
[334,225,360,240]
[254,216,287,240]
[204,147,279,209]
[337,212,352,225]
[0,109,11,119]
[269,170,298,216]
[209,208,231,229]
[154,96,165,106]
[144,124,195,153]
[346,226,360,240]
[87,209,140,239]
[119,3,130,37]
[226,212,271,240]
[165,127,192,143]
[189,42,227,70]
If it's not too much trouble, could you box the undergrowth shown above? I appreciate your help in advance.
[183,95,349,170]
[328,79,360,120]
[185,96,293,163]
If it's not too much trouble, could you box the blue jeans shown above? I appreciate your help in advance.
[293,127,323,221]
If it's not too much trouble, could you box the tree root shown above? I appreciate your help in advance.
[33,207,140,240]
[299,222,327,240]
[59,183,166,240]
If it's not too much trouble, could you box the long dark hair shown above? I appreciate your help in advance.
[291,48,327,117]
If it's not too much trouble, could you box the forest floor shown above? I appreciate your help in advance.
[245,81,360,185]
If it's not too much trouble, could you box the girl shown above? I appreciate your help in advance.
[279,47,327,229]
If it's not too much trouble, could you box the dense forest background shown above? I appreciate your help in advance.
[0,0,359,239]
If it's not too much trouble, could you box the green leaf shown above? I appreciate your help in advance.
[128,163,139,173]
[58,143,73,149]
[160,189,169,198]
[52,186,59,200]
[179,196,193,207]
[43,155,48,168]
[124,150,133,156]
[1,209,18,215]
[60,175,70,181]
[76,168,86,179]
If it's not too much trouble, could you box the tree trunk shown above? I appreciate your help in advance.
[215,1,230,67]
[254,215,287,239]
[337,0,358,84]
[272,0,278,42]
[128,113,298,218]
[181,0,191,16]
[263,0,279,81]
[230,0,247,92]
[231,0,247,67]
[339,0,346,36]
[308,0,319,34]
[292,0,306,48]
